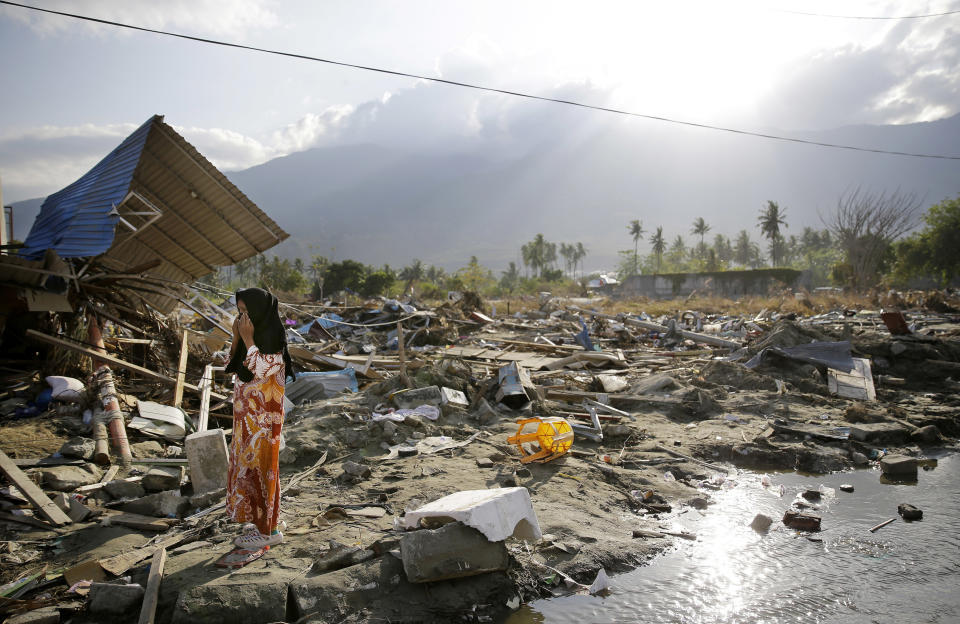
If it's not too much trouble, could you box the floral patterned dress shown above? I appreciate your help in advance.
[226,346,285,535]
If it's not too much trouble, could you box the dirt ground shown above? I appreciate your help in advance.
[2,301,959,623]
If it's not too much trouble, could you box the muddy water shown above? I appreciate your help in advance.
[509,452,960,624]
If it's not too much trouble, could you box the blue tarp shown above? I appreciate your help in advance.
[297,314,344,334]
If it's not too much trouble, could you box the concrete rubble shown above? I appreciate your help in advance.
[1,285,958,623]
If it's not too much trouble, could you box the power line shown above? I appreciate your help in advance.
[773,7,960,20]
[2,0,959,161]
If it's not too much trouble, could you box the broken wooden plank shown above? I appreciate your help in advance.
[105,511,177,532]
[137,547,167,624]
[99,465,120,484]
[0,511,58,531]
[26,329,225,400]
[172,329,190,408]
[0,449,72,527]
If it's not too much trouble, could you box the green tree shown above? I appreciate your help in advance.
[649,226,666,273]
[323,260,367,294]
[734,230,762,268]
[758,200,788,266]
[360,270,395,297]
[892,194,960,286]
[575,242,587,279]
[691,217,711,259]
[500,261,520,293]
[713,233,733,267]
[457,256,492,291]
[628,219,645,275]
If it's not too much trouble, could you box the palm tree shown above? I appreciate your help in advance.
[691,217,711,245]
[758,201,788,266]
[575,242,587,279]
[734,230,753,267]
[649,226,666,273]
[628,219,645,275]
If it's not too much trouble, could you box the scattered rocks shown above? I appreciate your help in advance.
[141,466,184,492]
[898,503,923,520]
[88,582,145,615]
[341,460,371,480]
[130,440,165,458]
[119,490,190,517]
[311,540,375,573]
[801,489,822,501]
[910,425,943,445]
[782,510,822,531]
[851,451,870,466]
[58,436,95,460]
[104,479,146,500]
[750,513,773,532]
[840,484,855,493]
[475,457,493,468]
[278,445,298,465]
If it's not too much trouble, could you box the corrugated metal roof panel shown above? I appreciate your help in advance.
[16,115,289,313]
[19,116,157,260]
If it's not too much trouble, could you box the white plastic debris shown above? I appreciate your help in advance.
[401,487,542,542]
[588,568,610,595]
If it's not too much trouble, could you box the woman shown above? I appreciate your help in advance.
[223,287,295,549]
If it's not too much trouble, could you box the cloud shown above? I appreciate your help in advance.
[0,0,278,38]
[758,19,960,129]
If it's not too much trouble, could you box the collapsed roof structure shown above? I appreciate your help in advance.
[11,114,288,313]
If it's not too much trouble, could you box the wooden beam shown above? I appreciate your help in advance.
[173,329,189,408]
[25,330,225,400]
[0,449,72,526]
[137,547,167,624]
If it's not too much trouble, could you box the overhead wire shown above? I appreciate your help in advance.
[1,0,959,161]
[772,7,960,19]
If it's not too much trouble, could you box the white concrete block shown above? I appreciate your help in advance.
[402,487,542,542]
[185,428,229,495]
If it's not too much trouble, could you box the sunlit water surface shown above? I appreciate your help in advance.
[508,453,959,624]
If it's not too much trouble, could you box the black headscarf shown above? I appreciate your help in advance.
[224,287,295,383]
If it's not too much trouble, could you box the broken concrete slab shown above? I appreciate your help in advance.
[118,490,190,518]
[88,582,145,615]
[341,461,371,479]
[184,428,229,494]
[104,478,146,500]
[880,455,918,478]
[172,578,288,624]
[401,487,541,542]
[141,466,183,492]
[848,422,910,444]
[39,464,102,491]
[401,521,509,583]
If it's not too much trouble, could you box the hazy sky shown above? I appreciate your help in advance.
[1,0,958,202]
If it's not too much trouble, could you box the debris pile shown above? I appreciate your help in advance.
[1,284,958,623]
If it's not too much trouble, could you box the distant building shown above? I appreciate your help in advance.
[619,268,802,299]
[587,274,619,289]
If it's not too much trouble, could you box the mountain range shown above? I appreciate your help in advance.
[11,112,960,273]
